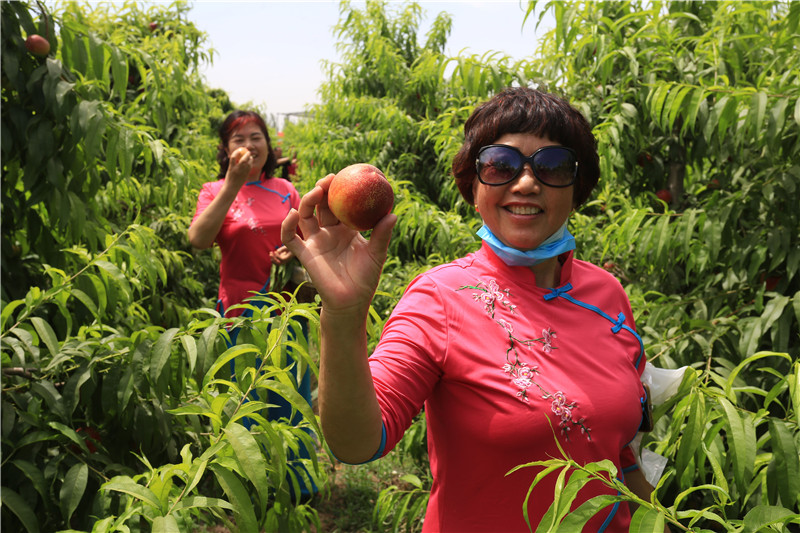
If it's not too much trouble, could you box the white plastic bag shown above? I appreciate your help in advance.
[641,362,688,406]
[633,363,688,484]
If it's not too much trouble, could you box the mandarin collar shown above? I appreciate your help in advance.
[477,242,574,290]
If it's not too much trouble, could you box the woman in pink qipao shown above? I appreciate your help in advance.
[189,111,316,501]
[282,88,664,531]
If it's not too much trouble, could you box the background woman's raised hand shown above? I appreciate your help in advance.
[281,174,396,315]
[223,147,255,192]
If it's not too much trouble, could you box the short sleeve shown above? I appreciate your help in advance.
[192,181,218,224]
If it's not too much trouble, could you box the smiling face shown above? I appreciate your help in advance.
[226,122,269,178]
[473,133,575,251]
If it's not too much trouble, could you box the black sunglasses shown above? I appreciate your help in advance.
[475,145,579,187]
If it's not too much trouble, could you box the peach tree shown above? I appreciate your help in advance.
[284,1,799,531]
[2,2,323,531]
[523,2,800,529]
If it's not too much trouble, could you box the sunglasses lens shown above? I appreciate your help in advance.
[533,147,577,187]
[477,146,522,185]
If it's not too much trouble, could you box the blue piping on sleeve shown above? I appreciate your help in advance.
[330,422,388,465]
[622,463,640,473]
[597,471,630,533]
[598,496,621,532]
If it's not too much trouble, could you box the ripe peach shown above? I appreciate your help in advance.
[328,163,394,231]
[25,34,50,56]
[230,147,249,164]
[655,189,672,203]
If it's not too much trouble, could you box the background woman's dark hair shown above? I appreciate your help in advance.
[452,87,600,208]
[215,110,278,180]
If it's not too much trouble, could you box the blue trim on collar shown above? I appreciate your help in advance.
[542,286,646,369]
[543,283,573,301]
[245,180,292,203]
[611,312,626,333]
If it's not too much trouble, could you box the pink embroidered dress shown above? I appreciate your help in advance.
[193,175,316,499]
[192,175,300,317]
[367,244,646,532]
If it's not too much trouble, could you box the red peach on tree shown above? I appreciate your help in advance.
[656,189,672,203]
[25,34,50,56]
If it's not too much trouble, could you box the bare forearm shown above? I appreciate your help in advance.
[188,186,238,249]
[318,308,383,464]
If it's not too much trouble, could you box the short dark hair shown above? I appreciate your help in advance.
[452,87,599,208]
[216,110,277,180]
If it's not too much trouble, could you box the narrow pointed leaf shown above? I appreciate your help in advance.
[60,463,88,523]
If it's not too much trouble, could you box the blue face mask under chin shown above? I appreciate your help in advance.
[477,222,576,267]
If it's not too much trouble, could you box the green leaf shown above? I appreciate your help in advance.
[68,288,98,318]
[648,83,670,130]
[716,96,739,142]
[30,317,59,358]
[202,344,261,390]
[63,363,93,415]
[724,352,792,401]
[34,385,68,423]
[171,496,234,512]
[259,379,322,437]
[682,87,706,134]
[761,296,790,333]
[109,47,128,101]
[628,505,666,533]
[793,97,800,126]
[149,327,179,385]
[701,441,730,506]
[94,260,131,301]
[11,459,48,503]
[180,335,197,375]
[152,515,180,533]
[665,84,692,132]
[676,393,704,483]
[0,486,40,533]
[768,419,800,508]
[742,505,800,533]
[1,300,24,331]
[719,397,756,496]
[60,463,88,523]
[652,215,671,266]
[542,467,594,530]
[399,473,423,489]
[551,493,621,531]
[102,476,163,511]
[222,423,270,515]
[790,363,800,423]
[737,317,763,360]
[209,464,259,533]
[118,127,135,181]
[749,91,768,138]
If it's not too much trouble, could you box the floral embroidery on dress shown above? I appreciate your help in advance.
[457,279,591,441]
[470,279,516,317]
